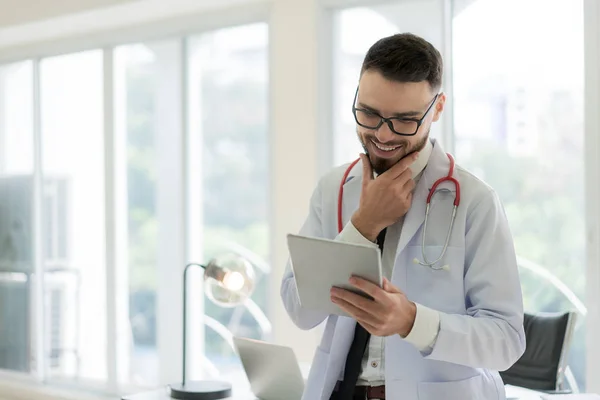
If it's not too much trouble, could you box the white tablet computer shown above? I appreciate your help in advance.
[286,233,383,317]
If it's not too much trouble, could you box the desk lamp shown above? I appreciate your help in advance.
[169,254,255,400]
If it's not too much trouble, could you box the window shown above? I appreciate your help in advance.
[0,18,271,392]
[0,20,270,391]
[331,0,587,389]
[0,61,34,374]
[40,50,107,382]
[187,22,270,379]
[332,0,445,167]
[452,0,586,389]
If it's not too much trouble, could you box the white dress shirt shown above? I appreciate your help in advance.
[337,139,441,387]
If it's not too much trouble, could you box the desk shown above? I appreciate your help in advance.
[123,385,542,400]
[121,372,257,400]
[121,387,256,400]
[505,385,543,399]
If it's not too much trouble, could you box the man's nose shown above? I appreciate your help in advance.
[375,121,397,144]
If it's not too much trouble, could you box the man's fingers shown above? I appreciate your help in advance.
[392,171,414,201]
[402,176,416,192]
[382,277,391,291]
[382,277,402,293]
[357,320,380,336]
[360,153,373,187]
[382,151,419,180]
[331,286,381,314]
[349,277,387,302]
[332,297,381,326]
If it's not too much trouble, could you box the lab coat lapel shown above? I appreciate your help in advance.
[323,317,357,393]
[397,140,452,255]
[341,164,363,226]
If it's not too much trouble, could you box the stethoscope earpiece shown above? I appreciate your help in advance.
[413,257,451,271]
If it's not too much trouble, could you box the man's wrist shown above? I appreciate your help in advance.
[398,301,417,338]
[402,303,440,352]
[351,211,381,242]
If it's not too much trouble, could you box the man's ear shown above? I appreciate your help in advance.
[431,92,446,122]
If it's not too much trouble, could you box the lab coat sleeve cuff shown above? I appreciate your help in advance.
[336,221,378,247]
[403,303,441,352]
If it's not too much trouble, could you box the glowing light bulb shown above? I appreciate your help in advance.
[222,271,245,291]
[204,254,255,307]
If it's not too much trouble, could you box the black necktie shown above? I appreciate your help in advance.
[336,228,387,398]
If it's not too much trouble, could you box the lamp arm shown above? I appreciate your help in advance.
[182,263,206,386]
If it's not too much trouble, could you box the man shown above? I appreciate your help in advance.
[281,33,525,400]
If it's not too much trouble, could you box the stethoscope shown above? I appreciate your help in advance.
[337,153,460,271]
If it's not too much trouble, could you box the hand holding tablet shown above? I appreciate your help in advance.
[286,233,383,317]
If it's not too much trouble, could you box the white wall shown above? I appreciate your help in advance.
[585,0,600,394]
[0,0,263,62]
[269,0,324,359]
[0,0,137,28]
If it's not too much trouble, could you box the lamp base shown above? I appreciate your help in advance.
[169,381,232,400]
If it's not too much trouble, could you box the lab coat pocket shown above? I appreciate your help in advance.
[417,374,484,400]
[403,245,465,313]
[302,347,329,400]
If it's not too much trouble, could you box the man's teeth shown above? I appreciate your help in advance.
[372,140,400,152]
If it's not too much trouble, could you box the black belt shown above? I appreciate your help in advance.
[331,381,386,399]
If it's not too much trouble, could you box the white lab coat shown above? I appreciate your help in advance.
[281,139,526,400]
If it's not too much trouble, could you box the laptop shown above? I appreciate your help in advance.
[233,337,305,400]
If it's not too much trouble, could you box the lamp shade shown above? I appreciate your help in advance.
[203,254,255,307]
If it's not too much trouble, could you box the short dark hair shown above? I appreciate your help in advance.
[361,33,443,92]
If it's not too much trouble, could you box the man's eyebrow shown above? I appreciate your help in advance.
[357,102,422,118]
[391,110,422,118]
[357,102,380,113]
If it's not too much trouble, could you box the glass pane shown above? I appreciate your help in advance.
[0,61,34,374]
[114,40,181,386]
[332,1,444,167]
[187,23,269,380]
[452,0,585,389]
[40,50,107,382]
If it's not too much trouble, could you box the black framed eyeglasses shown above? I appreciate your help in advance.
[352,87,439,136]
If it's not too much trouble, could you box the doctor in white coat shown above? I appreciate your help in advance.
[281,33,525,400]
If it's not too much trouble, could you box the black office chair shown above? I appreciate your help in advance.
[500,311,577,394]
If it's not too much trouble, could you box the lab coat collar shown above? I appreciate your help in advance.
[421,138,456,194]
[397,138,456,254]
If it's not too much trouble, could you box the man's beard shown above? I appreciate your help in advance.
[358,128,430,175]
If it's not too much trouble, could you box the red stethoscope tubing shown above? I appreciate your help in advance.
[337,153,460,234]
[427,153,460,206]
[337,158,361,233]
